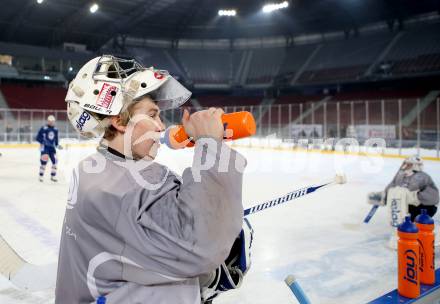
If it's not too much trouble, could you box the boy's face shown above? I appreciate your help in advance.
[127,97,165,160]
[402,162,412,171]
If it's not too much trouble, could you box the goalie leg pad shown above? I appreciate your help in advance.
[386,187,410,228]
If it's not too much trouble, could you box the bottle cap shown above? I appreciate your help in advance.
[415,209,434,225]
[97,296,106,304]
[398,216,418,233]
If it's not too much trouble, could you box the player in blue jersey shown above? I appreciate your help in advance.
[36,115,60,182]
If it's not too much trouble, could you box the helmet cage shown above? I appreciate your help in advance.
[93,56,144,81]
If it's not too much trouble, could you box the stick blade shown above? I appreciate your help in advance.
[0,234,26,279]
[0,234,57,290]
[334,173,347,184]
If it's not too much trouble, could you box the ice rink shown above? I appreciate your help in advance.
[1,143,440,304]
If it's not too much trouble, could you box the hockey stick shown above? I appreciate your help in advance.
[363,205,379,223]
[344,204,381,230]
[244,174,347,217]
[344,164,406,231]
[0,234,57,291]
[363,163,405,225]
[285,275,311,304]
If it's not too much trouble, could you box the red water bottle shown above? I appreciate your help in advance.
[398,216,420,298]
[415,209,435,285]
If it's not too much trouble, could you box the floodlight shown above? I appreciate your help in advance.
[262,1,289,13]
[90,3,99,13]
[218,9,237,17]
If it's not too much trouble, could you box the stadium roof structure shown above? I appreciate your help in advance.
[0,0,438,50]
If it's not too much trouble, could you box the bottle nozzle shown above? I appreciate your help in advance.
[399,215,418,233]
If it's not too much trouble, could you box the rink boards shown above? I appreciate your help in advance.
[369,269,440,303]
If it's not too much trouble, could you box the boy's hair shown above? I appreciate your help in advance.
[102,95,155,140]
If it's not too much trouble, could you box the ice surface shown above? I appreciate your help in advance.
[1,143,440,304]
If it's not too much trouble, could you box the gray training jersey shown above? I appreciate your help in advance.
[385,170,439,206]
[55,140,246,304]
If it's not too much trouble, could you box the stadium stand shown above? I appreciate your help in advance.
[197,95,262,107]
[0,84,67,110]
[0,41,92,74]
[178,49,234,84]
[1,22,440,88]
[128,47,177,74]
[246,48,285,85]
[384,22,440,75]
[297,33,394,83]
[331,90,429,101]
[0,64,19,80]
[278,44,318,76]
[310,34,393,70]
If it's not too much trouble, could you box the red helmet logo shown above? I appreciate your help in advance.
[154,71,165,80]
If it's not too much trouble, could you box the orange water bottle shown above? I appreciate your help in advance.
[415,209,435,285]
[398,216,420,298]
[161,111,256,149]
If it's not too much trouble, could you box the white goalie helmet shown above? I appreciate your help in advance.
[403,155,423,172]
[65,55,191,138]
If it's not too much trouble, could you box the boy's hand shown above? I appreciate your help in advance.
[182,108,224,142]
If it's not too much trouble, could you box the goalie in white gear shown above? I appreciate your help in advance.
[368,156,439,223]
[56,55,250,304]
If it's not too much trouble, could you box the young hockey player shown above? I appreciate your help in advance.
[56,56,252,304]
[36,115,60,182]
[369,156,439,221]
[387,156,438,220]
[368,156,439,248]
